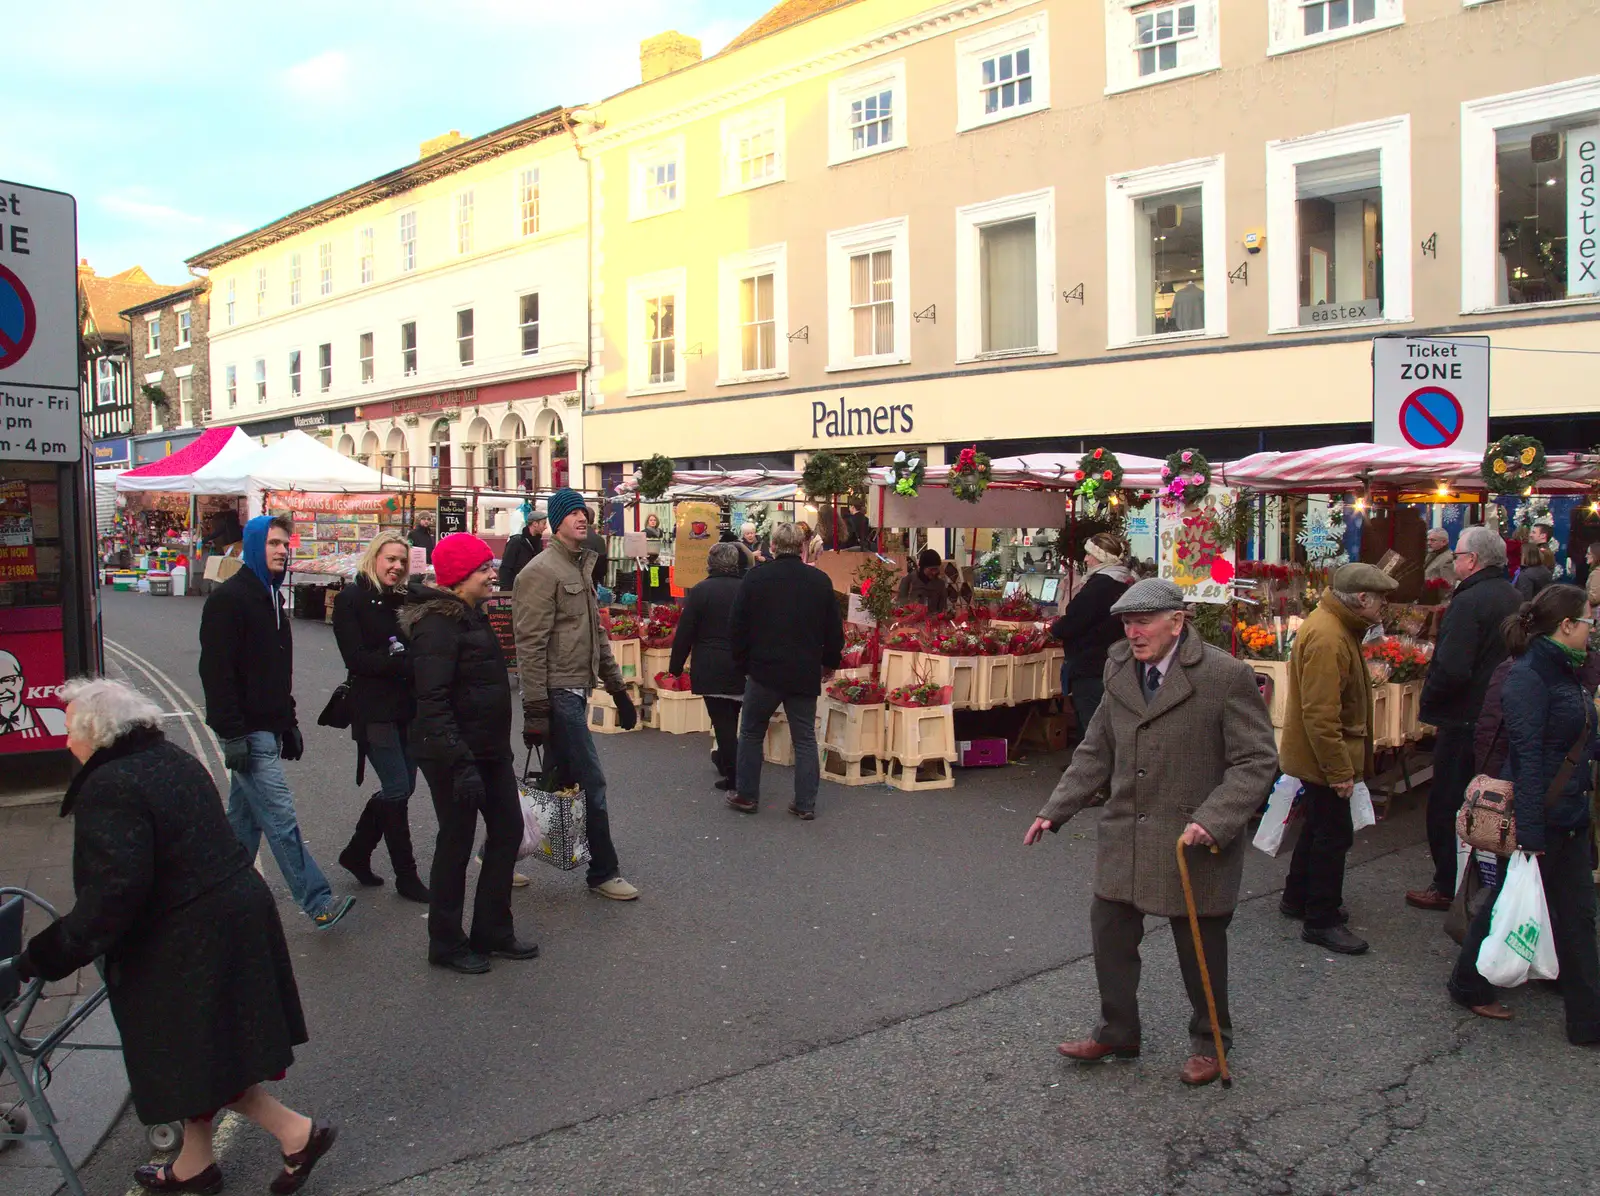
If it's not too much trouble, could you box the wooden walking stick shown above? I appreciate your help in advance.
[1175,834,1232,1088]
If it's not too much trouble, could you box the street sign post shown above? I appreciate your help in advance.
[0,181,80,462]
[1372,334,1489,457]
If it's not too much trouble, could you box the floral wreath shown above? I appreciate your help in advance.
[1162,448,1212,505]
[950,446,991,504]
[891,450,926,497]
[1481,435,1547,495]
[637,454,675,501]
[802,449,868,500]
[1074,447,1122,507]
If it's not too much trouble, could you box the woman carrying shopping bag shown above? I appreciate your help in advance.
[1448,583,1600,1041]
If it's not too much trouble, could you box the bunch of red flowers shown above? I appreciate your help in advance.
[956,447,977,470]
[653,670,691,692]
[928,628,984,657]
[885,626,926,651]
[888,681,952,708]
[1236,560,1300,582]
[1004,629,1050,655]
[607,614,641,640]
[827,678,886,705]
[996,592,1038,620]
[1362,636,1431,683]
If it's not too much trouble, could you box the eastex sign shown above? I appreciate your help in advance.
[1569,126,1600,298]
[0,180,81,462]
[1372,335,1490,457]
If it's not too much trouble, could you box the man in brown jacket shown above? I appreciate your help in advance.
[1278,564,1397,955]
[1025,578,1278,1086]
[513,488,640,901]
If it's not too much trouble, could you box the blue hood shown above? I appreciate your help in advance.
[242,515,285,592]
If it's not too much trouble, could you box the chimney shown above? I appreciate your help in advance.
[420,130,466,159]
[640,31,702,83]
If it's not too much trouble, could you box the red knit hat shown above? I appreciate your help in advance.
[432,533,494,588]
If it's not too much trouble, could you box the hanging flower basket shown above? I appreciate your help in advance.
[1162,448,1212,505]
[890,450,926,497]
[1074,447,1122,508]
[637,454,676,501]
[1481,435,1547,495]
[950,446,991,504]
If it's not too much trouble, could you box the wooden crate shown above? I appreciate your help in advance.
[610,638,643,685]
[1011,654,1047,704]
[882,649,921,691]
[1251,660,1291,728]
[654,689,709,735]
[589,686,641,735]
[974,655,1015,710]
[1397,680,1424,741]
[920,655,981,710]
[820,697,886,760]
[1372,684,1400,749]
[886,703,956,767]
[884,757,955,791]
[1043,647,1065,697]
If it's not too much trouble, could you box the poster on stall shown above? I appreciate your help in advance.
[0,629,68,750]
[0,480,38,582]
[672,502,719,590]
[1159,491,1236,604]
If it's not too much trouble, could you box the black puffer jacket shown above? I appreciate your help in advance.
[670,574,745,698]
[332,574,414,729]
[1501,636,1600,852]
[199,567,295,740]
[399,585,512,767]
[497,528,543,592]
[730,554,844,696]
[1514,564,1554,602]
[1419,564,1522,730]
[1050,566,1135,679]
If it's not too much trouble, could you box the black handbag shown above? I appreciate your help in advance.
[317,681,353,730]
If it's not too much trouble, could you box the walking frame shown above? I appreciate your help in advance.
[1173,838,1233,1088]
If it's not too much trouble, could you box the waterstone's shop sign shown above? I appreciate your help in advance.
[811,396,915,439]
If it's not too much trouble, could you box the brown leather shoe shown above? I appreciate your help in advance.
[1180,1055,1222,1086]
[1469,1001,1513,1020]
[1405,888,1451,911]
[1056,1037,1139,1061]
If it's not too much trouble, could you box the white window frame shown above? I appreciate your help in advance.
[1461,75,1600,313]
[358,331,374,383]
[456,189,475,255]
[398,210,418,273]
[288,348,302,397]
[629,137,686,222]
[828,60,908,166]
[176,375,194,426]
[721,102,786,195]
[1267,0,1403,56]
[626,268,688,396]
[254,266,267,316]
[399,320,418,375]
[288,252,302,307]
[224,278,235,327]
[176,306,192,349]
[717,244,789,384]
[826,217,911,372]
[956,14,1051,134]
[225,363,237,408]
[253,358,267,403]
[1105,0,1220,95]
[1105,156,1229,347]
[456,307,475,367]
[358,227,375,285]
[144,314,160,356]
[518,167,541,237]
[318,342,332,392]
[518,292,541,357]
[955,189,1057,362]
[1265,115,1411,333]
[317,241,333,296]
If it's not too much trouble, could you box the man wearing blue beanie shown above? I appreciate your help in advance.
[512,490,640,901]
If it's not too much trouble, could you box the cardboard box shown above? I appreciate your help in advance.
[958,738,1008,768]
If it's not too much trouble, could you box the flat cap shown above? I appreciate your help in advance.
[527,504,549,522]
[1331,562,1399,594]
[1110,577,1187,615]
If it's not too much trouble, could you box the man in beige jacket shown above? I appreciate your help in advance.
[513,488,639,901]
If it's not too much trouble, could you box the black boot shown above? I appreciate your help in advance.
[381,800,431,904]
[338,798,386,887]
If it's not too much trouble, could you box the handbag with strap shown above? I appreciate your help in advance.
[518,747,589,872]
[1456,716,1589,856]
[317,680,353,730]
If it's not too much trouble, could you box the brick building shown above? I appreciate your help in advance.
[78,262,185,463]
[119,280,211,463]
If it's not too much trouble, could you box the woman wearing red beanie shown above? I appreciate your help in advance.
[399,533,537,974]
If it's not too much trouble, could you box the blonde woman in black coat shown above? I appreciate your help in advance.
[3,679,335,1194]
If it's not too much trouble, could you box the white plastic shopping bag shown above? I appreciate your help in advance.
[1253,775,1302,857]
[1350,782,1376,832]
[517,783,551,861]
[1475,852,1560,987]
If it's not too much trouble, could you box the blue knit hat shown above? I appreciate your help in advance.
[547,488,587,535]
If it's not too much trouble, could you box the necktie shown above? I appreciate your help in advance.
[1145,666,1162,703]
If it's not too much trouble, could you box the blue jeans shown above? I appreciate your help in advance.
[228,731,334,919]
[736,679,819,812]
[547,690,621,886]
[364,721,416,802]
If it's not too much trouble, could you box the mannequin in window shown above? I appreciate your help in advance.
[1171,281,1205,332]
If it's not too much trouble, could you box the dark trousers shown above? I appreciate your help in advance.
[1069,674,1106,738]
[704,697,741,782]
[1428,723,1476,895]
[1449,829,1600,1043]
[547,690,621,887]
[421,757,520,959]
[736,679,819,812]
[1282,782,1355,928]
[1091,896,1233,1056]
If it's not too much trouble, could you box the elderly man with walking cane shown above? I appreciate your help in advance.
[1025,579,1279,1086]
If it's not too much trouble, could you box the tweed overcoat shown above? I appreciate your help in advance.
[1038,632,1280,917]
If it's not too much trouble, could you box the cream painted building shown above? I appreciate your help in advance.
[580,0,1600,492]
[191,111,587,496]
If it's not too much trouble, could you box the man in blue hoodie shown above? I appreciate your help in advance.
[200,514,355,930]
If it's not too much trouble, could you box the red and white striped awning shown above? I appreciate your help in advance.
[1220,444,1597,494]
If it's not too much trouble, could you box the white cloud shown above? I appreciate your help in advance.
[282,50,353,102]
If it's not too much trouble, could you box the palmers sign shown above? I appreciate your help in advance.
[811,397,915,440]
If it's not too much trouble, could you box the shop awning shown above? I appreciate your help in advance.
[614,470,803,502]
[115,426,259,492]
[1220,444,1598,494]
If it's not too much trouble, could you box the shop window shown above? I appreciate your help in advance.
[95,358,116,406]
[826,218,910,371]
[519,293,540,356]
[359,332,374,383]
[288,349,302,397]
[1265,116,1411,332]
[400,321,417,375]
[630,138,685,221]
[1106,0,1219,94]
[456,190,475,255]
[626,269,687,394]
[1106,156,1227,345]
[722,103,785,193]
[1462,79,1600,312]
[254,358,266,403]
[1267,0,1402,55]
[145,316,160,355]
[177,309,192,349]
[956,14,1050,133]
[225,364,237,409]
[254,266,267,316]
[225,279,235,327]
[288,252,302,307]
[457,309,475,366]
[318,241,333,296]
[399,211,417,272]
[318,343,332,391]
[358,227,375,284]
[828,61,907,165]
[718,245,788,383]
[519,168,541,237]
[957,189,1055,360]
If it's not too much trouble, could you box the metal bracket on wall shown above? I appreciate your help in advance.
[1062,284,1085,304]
[1420,233,1438,259]
[913,304,936,323]
[684,343,704,357]
[1229,262,1248,286]
[787,325,809,342]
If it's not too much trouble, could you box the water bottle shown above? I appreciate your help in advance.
[388,636,405,656]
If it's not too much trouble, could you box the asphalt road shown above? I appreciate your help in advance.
[69,589,1600,1195]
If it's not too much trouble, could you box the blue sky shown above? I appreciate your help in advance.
[7,1,772,284]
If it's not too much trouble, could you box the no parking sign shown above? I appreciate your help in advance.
[1373,335,1489,457]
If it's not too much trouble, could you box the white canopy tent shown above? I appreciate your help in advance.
[192,430,409,497]
[114,427,261,493]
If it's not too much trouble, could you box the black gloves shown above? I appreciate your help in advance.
[452,761,487,807]
[523,699,551,748]
[281,727,305,761]
[611,688,638,731]
[224,737,253,773]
